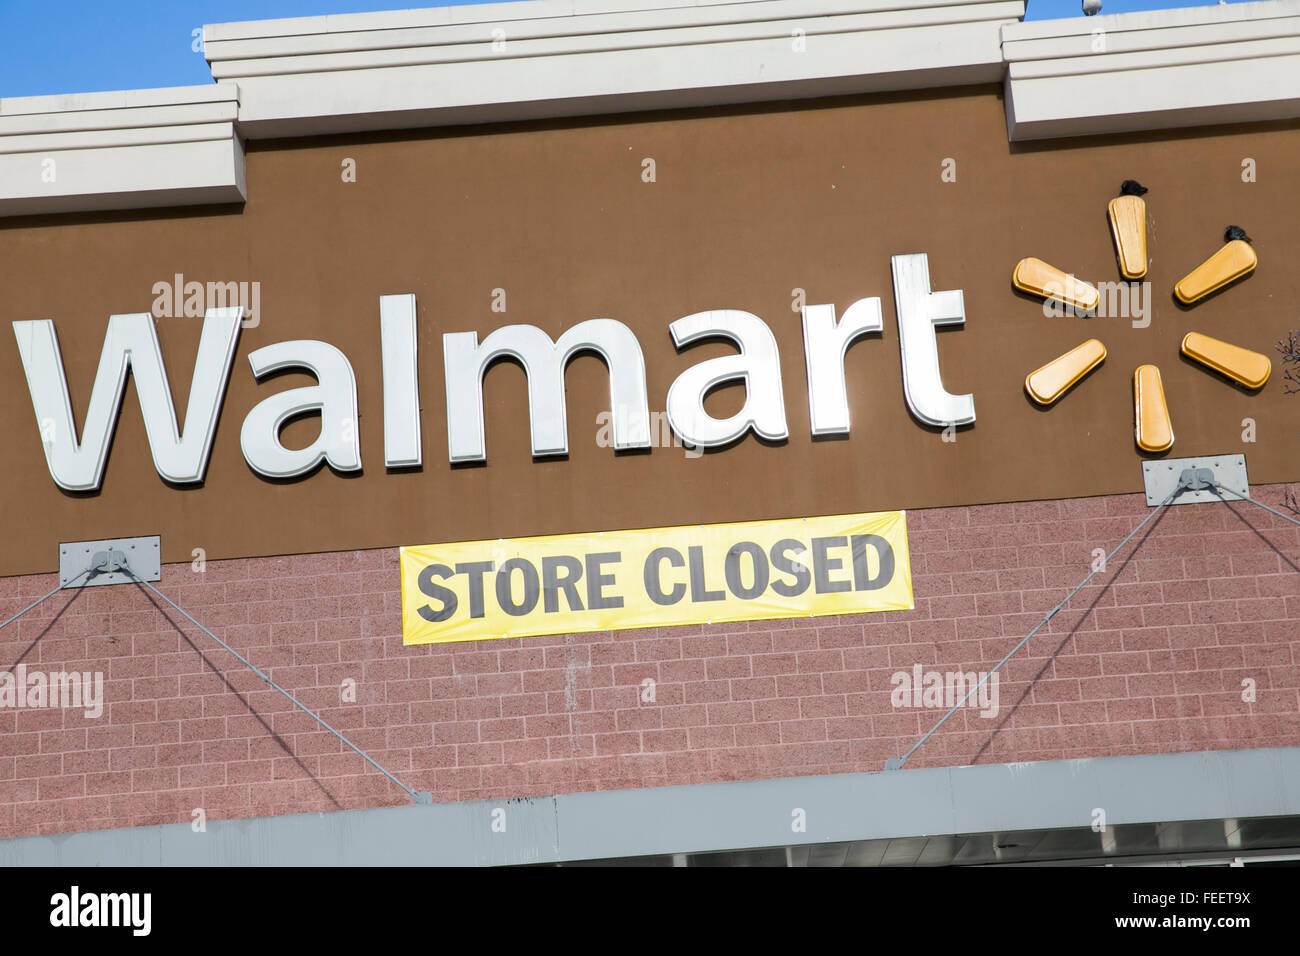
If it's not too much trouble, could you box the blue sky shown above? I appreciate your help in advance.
[0,0,1249,99]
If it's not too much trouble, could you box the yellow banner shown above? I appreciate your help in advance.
[400,511,913,645]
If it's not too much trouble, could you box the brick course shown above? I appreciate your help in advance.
[1,485,1297,838]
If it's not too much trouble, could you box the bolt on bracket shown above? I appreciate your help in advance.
[60,536,161,588]
[1142,454,1249,506]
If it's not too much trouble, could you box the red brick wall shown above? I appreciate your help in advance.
[2,484,1298,839]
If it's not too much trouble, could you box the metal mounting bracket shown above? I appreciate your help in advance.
[1142,455,1249,506]
[59,536,161,588]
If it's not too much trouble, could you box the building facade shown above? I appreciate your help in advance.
[1,0,1300,865]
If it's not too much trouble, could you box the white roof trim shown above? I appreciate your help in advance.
[2,1,1299,216]
[205,0,1023,138]
[0,83,238,117]
[1002,0,1300,140]
[0,84,245,217]
[203,0,1002,42]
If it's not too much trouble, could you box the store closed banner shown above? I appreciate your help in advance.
[400,512,913,644]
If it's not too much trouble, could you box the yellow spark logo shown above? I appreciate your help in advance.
[1013,180,1270,454]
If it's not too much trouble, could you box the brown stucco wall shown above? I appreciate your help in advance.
[1,86,1298,577]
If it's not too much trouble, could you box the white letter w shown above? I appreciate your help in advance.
[13,309,241,491]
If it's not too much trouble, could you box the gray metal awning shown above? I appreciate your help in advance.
[3,745,1299,866]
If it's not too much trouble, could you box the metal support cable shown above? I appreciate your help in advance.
[119,565,431,805]
[5,559,428,804]
[18,478,1296,789]
[886,484,1184,771]
[0,568,91,633]
[1210,481,1300,529]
